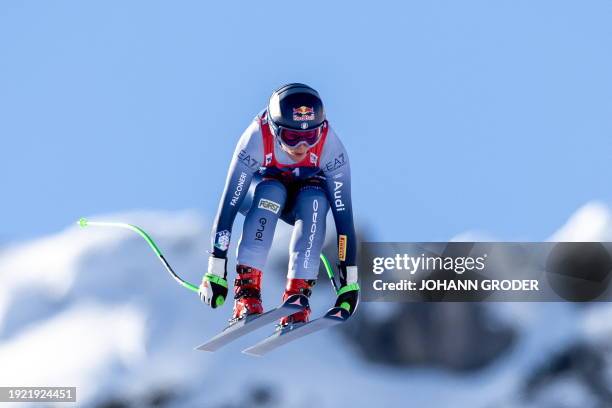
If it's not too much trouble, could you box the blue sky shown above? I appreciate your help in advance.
[1,1,610,242]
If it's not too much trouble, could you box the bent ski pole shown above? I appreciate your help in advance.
[77,218,199,293]
[78,217,337,296]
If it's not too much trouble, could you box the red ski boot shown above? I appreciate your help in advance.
[231,265,263,323]
[279,278,315,327]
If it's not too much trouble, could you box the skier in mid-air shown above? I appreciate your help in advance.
[198,83,359,327]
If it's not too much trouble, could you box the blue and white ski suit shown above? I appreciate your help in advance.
[210,110,357,281]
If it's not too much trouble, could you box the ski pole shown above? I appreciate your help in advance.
[320,252,339,293]
[79,217,337,295]
[77,218,199,293]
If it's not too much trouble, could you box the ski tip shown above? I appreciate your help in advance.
[241,349,264,357]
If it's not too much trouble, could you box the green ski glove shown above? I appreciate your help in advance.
[335,265,360,315]
[199,256,228,308]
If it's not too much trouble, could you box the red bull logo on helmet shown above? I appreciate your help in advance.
[292,106,315,121]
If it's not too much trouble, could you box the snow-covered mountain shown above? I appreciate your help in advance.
[0,202,610,407]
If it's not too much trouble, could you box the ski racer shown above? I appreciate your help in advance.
[198,83,359,327]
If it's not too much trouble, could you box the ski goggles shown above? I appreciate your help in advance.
[275,124,324,148]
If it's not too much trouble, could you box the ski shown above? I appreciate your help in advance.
[195,294,309,352]
[241,306,351,356]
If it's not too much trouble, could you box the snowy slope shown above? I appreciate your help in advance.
[0,203,610,407]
